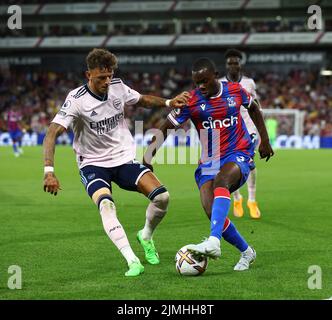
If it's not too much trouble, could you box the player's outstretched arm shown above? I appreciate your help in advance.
[253,98,262,110]
[136,91,190,109]
[143,118,176,171]
[43,123,66,195]
[248,100,274,162]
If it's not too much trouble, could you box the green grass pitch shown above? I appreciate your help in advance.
[0,146,331,300]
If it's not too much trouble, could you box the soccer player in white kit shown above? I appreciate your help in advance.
[221,49,262,219]
[43,48,189,277]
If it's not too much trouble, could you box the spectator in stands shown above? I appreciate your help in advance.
[1,68,332,137]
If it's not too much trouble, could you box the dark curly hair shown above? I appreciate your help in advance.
[86,48,118,70]
[224,48,243,60]
[192,57,217,73]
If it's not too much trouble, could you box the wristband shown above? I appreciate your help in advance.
[44,166,54,174]
[165,99,171,108]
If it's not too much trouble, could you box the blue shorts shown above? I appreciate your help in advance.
[9,129,23,142]
[194,152,256,191]
[79,160,150,197]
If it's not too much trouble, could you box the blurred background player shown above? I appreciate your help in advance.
[4,105,24,157]
[144,58,274,270]
[265,116,278,147]
[221,48,262,219]
[43,48,189,277]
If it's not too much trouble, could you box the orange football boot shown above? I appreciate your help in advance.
[233,196,244,218]
[247,200,261,219]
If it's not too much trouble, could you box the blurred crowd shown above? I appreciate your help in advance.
[6,23,174,38]
[1,68,332,137]
[183,19,314,34]
[3,18,332,38]
[253,70,332,136]
[3,0,104,4]
[0,67,191,134]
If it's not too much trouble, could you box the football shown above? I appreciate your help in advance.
[175,245,208,276]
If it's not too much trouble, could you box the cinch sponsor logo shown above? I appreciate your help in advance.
[202,116,238,129]
[90,112,124,135]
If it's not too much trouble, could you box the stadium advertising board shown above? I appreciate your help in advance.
[0,132,330,149]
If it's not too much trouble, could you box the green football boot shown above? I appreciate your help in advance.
[125,259,144,277]
[137,230,160,265]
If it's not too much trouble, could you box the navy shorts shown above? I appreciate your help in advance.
[194,152,256,191]
[79,160,151,197]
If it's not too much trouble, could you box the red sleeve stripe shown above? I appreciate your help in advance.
[223,217,231,232]
[214,187,230,199]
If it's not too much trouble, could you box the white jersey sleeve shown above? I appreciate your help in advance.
[239,77,258,135]
[238,77,257,100]
[248,79,257,100]
[221,76,259,136]
[121,81,141,106]
[52,91,80,129]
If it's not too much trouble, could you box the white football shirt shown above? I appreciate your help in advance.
[52,78,140,169]
[220,75,258,135]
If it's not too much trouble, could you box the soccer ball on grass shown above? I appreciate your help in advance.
[175,245,208,276]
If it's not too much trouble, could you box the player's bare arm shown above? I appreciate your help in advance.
[143,118,176,171]
[253,98,261,107]
[43,122,66,195]
[248,100,274,161]
[136,91,190,109]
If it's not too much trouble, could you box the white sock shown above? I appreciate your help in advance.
[242,245,253,254]
[247,169,257,202]
[233,189,242,201]
[99,199,137,265]
[120,247,139,264]
[141,191,169,241]
[208,236,220,246]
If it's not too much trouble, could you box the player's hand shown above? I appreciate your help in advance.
[259,140,274,162]
[169,91,190,109]
[43,172,61,196]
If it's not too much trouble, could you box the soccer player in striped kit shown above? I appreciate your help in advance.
[144,58,273,269]
[4,106,24,157]
[221,48,262,219]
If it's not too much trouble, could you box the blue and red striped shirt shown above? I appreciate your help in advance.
[5,110,22,132]
[167,80,255,163]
